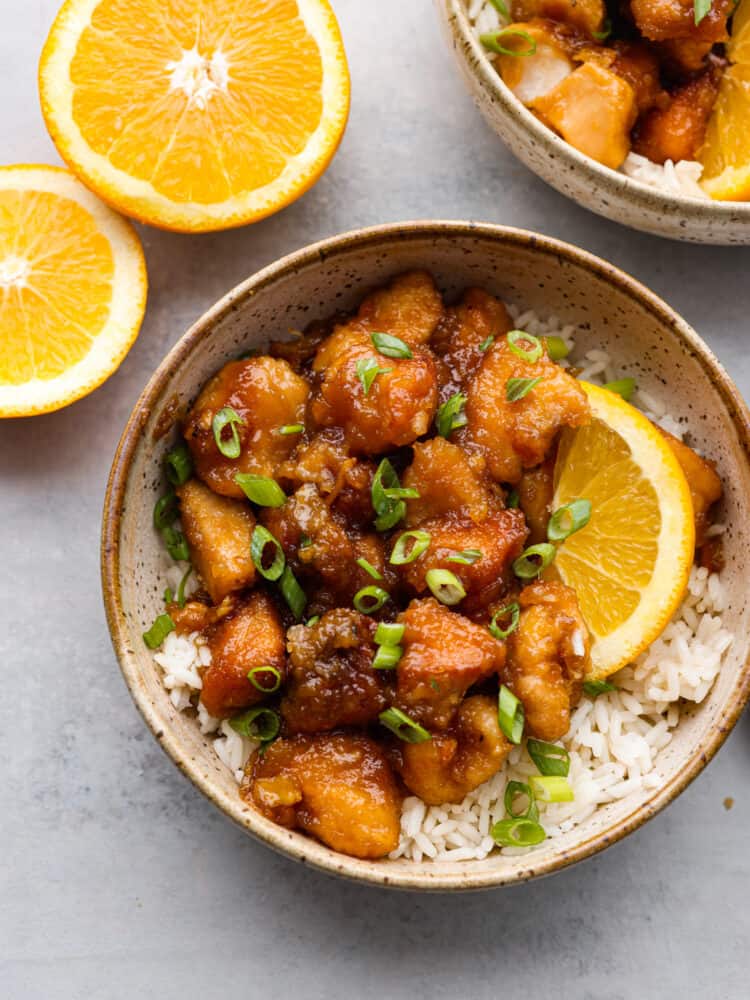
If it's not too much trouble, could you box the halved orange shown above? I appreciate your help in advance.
[39,0,351,232]
[0,165,146,417]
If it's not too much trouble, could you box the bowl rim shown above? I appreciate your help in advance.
[102,219,750,891]
[440,0,750,219]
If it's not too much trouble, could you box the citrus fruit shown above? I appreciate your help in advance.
[552,382,695,679]
[38,0,350,232]
[0,164,146,418]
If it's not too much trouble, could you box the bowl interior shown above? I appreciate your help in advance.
[103,223,750,889]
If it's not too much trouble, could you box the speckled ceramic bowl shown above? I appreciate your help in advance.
[102,221,750,890]
[436,0,750,244]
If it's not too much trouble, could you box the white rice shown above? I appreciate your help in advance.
[467,1,709,201]
[149,304,732,863]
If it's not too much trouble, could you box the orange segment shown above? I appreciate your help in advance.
[39,0,350,231]
[0,165,146,417]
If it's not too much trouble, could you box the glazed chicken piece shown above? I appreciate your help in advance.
[168,595,235,635]
[395,695,512,805]
[201,592,286,719]
[609,40,668,115]
[504,581,590,741]
[496,20,577,105]
[183,357,309,498]
[352,269,445,349]
[396,509,528,611]
[517,456,555,544]
[632,66,723,165]
[459,335,590,484]
[430,288,512,391]
[660,429,722,545]
[282,609,388,733]
[242,732,401,859]
[395,598,506,729]
[402,438,500,527]
[630,0,732,46]
[176,479,255,603]
[510,0,606,36]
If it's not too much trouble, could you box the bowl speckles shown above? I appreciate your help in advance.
[435,0,750,244]
[102,221,750,890]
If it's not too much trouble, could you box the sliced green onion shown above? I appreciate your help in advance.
[529,775,574,803]
[212,406,245,459]
[162,525,190,562]
[300,534,312,549]
[491,817,546,847]
[480,28,537,57]
[513,542,556,579]
[504,780,539,822]
[176,566,192,608]
[506,488,519,509]
[279,423,304,435]
[251,525,286,581]
[435,392,468,438]
[506,376,542,402]
[383,487,420,500]
[235,473,286,507]
[143,613,174,649]
[547,499,592,543]
[584,679,617,697]
[694,0,711,25]
[489,602,520,640]
[592,16,612,40]
[379,707,431,743]
[371,331,413,359]
[356,556,383,580]
[447,548,482,566]
[165,444,193,486]
[153,491,178,530]
[305,615,320,627]
[280,566,307,620]
[372,459,407,531]
[164,587,174,605]
[544,335,570,361]
[356,356,392,396]
[488,0,510,16]
[247,665,282,694]
[527,739,570,778]
[375,501,406,532]
[425,569,466,606]
[375,622,405,645]
[354,585,390,614]
[373,644,403,670]
[603,377,636,401]
[498,684,524,744]
[507,330,543,363]
[390,529,431,565]
[479,335,494,352]
[230,706,281,742]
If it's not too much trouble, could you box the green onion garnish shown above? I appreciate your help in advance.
[513,542,556,579]
[247,665,282,694]
[390,529,431,565]
[235,473,286,507]
[161,525,190,562]
[143,613,175,649]
[230,706,281,742]
[354,585,390,614]
[379,707,431,743]
[491,817,546,847]
[446,548,482,565]
[280,566,307,620]
[164,587,174,604]
[356,556,383,580]
[165,443,193,486]
[694,0,712,25]
[547,499,592,543]
[591,16,612,40]
[527,739,570,777]
[435,392,468,438]
[375,622,405,645]
[603,377,636,401]
[371,332,413,359]
[373,644,403,670]
[153,491,178,530]
[480,28,538,57]
[506,488,519,509]
[506,376,542,402]
[212,406,245,459]
[356,356,392,396]
[383,487,420,500]
[529,775,574,803]
[251,525,286,581]
[488,0,510,16]
[372,458,407,531]
[176,566,192,607]
[504,780,539,822]
[507,330,543,363]
[583,679,617,697]
[498,684,524,744]
[479,335,494,352]
[425,569,466,606]
[305,615,320,627]
[279,423,304,435]
[489,601,520,640]
[544,335,570,361]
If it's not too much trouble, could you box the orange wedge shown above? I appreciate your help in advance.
[39,0,350,232]
[0,165,146,418]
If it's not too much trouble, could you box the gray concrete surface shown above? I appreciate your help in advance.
[2,1,749,997]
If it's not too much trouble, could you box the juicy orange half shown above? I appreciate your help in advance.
[39,0,351,232]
